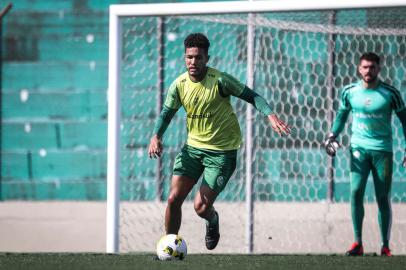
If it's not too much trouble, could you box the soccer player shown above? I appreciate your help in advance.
[324,52,406,256]
[148,33,290,250]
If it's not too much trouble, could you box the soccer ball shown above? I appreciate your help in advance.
[156,234,187,261]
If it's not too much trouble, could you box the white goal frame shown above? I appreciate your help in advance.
[107,0,406,254]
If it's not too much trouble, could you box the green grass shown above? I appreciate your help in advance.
[1,253,406,270]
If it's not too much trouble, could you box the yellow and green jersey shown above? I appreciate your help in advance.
[332,80,406,152]
[164,67,246,151]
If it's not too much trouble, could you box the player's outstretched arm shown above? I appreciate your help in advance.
[268,114,291,137]
[231,84,291,137]
[219,72,291,136]
[396,109,406,167]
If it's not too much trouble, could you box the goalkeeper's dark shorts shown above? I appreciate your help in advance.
[173,144,237,194]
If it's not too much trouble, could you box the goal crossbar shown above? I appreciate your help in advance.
[109,0,406,16]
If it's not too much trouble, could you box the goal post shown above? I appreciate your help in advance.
[108,0,406,254]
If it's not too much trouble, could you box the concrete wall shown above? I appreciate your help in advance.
[1,201,406,254]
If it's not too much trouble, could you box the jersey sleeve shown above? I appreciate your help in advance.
[331,86,352,136]
[218,72,245,97]
[153,105,178,138]
[390,86,406,151]
[163,81,182,110]
[339,86,352,110]
[218,72,273,115]
[237,87,274,116]
[395,108,406,146]
[390,87,406,112]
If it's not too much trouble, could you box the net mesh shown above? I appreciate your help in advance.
[117,7,406,253]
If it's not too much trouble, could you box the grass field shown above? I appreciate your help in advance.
[1,253,406,270]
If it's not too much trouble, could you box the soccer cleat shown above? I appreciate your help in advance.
[381,246,392,257]
[345,242,364,256]
[205,211,220,250]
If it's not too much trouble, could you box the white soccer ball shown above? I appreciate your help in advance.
[156,234,187,261]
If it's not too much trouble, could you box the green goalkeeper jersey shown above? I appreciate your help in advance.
[334,80,405,151]
[164,67,245,151]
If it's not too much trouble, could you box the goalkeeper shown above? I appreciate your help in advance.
[324,52,406,256]
[148,33,290,250]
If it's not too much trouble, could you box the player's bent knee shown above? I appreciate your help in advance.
[167,193,184,208]
[194,201,208,217]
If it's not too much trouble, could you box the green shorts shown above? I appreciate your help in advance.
[173,145,237,194]
[350,147,393,195]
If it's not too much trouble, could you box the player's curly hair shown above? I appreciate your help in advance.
[184,33,210,54]
[360,52,380,65]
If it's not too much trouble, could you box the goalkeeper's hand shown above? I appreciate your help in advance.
[324,133,340,157]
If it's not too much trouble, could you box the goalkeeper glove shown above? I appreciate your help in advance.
[324,133,340,157]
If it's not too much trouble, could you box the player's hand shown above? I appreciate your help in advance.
[268,114,291,137]
[148,135,163,159]
[324,133,340,157]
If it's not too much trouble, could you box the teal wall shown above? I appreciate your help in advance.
[2,0,108,199]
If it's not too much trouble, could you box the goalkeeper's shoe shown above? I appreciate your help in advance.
[205,211,220,250]
[345,242,364,256]
[381,246,392,257]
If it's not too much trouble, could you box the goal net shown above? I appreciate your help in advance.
[108,0,406,254]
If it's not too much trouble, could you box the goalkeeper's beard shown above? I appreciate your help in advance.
[362,73,378,84]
